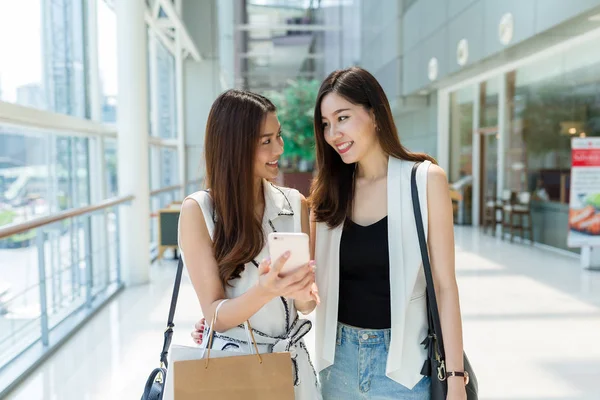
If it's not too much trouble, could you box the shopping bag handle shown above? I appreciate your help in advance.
[205,299,263,368]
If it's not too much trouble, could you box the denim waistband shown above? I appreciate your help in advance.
[337,322,391,345]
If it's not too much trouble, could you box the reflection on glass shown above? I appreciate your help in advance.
[479,79,500,201]
[450,87,474,183]
[481,79,499,128]
[509,47,600,205]
[483,133,498,202]
[449,86,474,225]
[500,39,600,251]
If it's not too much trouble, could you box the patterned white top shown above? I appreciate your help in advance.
[179,179,321,400]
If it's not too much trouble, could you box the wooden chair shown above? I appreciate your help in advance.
[483,190,511,235]
[449,188,462,223]
[503,192,534,243]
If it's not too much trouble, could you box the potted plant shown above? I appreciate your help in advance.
[265,79,320,196]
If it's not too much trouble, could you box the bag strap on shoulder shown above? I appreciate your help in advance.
[410,162,446,357]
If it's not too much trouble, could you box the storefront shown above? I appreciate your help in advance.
[437,28,600,253]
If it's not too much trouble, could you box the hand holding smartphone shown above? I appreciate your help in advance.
[267,232,310,274]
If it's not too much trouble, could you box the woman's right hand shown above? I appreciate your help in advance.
[256,252,315,299]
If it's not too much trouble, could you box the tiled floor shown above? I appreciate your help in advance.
[5,227,600,399]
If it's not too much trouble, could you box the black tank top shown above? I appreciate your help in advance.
[338,216,391,329]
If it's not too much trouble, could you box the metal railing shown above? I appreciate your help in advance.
[150,184,182,198]
[148,178,204,210]
[0,196,133,238]
[0,195,133,396]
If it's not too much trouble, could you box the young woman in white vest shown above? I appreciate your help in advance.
[178,89,321,400]
[191,71,468,399]
[305,67,467,399]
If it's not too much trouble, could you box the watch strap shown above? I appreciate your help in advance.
[447,370,469,385]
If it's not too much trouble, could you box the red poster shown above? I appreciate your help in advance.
[568,138,600,247]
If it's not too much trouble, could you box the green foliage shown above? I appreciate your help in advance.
[265,80,320,169]
[0,209,16,226]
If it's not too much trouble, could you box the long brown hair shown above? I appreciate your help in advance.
[204,89,276,285]
[310,67,436,228]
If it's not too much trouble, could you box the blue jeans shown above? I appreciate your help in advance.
[320,322,430,400]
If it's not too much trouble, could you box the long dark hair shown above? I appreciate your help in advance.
[204,89,276,285]
[310,67,436,228]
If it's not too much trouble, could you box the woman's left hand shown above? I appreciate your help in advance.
[285,261,320,304]
[289,281,320,304]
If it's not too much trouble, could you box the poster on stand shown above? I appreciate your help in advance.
[568,137,600,247]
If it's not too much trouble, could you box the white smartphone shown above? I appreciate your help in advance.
[267,232,310,274]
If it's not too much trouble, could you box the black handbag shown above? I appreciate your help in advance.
[410,162,478,400]
[140,258,184,400]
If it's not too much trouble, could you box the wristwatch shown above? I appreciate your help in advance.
[447,370,469,385]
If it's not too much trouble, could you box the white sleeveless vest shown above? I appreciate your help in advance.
[314,157,431,389]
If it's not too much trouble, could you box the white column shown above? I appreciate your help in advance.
[472,85,481,227]
[116,0,150,285]
[436,89,450,171]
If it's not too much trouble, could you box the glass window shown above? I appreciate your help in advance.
[480,79,499,128]
[104,138,118,197]
[449,86,474,225]
[0,0,87,117]
[449,86,474,183]
[479,79,500,202]
[97,0,118,122]
[0,127,90,221]
[160,148,179,188]
[0,126,92,366]
[0,1,44,108]
[502,38,600,251]
[148,146,179,246]
[508,46,600,205]
[149,35,177,138]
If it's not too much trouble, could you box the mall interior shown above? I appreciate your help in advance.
[1,0,600,398]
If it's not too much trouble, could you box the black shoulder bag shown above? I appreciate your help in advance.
[140,258,184,400]
[411,162,478,400]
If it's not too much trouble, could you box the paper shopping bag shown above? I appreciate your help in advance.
[173,351,294,400]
